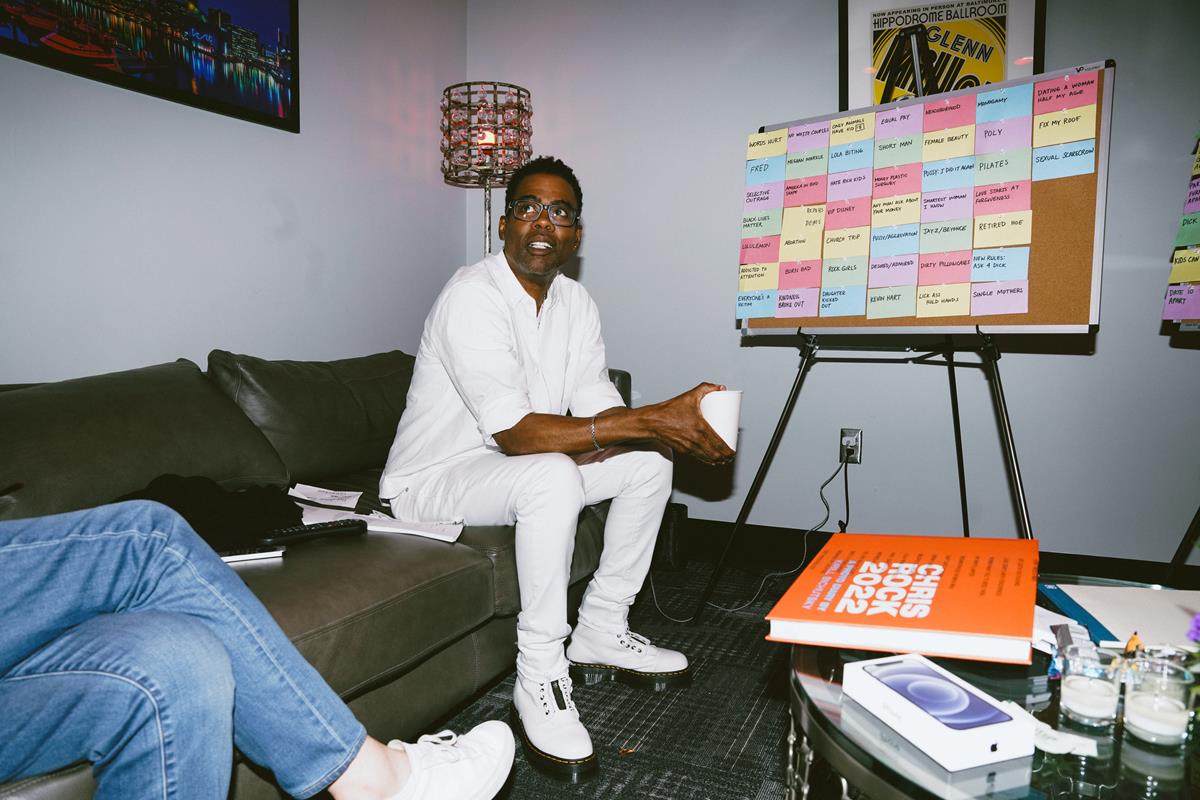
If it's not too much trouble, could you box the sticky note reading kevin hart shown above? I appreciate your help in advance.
[867,285,917,319]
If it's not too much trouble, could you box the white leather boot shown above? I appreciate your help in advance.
[510,673,598,783]
[567,624,691,691]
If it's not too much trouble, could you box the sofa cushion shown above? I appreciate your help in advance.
[0,361,288,522]
[207,350,412,483]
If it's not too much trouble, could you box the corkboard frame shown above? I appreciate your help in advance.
[740,60,1114,336]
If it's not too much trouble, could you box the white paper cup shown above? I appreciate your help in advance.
[700,389,742,451]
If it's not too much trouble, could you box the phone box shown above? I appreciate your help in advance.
[842,654,1034,771]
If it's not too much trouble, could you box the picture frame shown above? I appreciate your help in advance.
[0,0,299,133]
[838,0,1045,111]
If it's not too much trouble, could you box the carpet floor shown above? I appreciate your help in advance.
[444,560,799,800]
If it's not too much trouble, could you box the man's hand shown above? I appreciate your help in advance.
[639,383,735,465]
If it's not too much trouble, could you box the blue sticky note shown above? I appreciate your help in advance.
[819,284,867,317]
[871,223,920,258]
[975,83,1034,124]
[746,156,785,186]
[972,247,1030,281]
[828,139,874,174]
[736,290,778,319]
[1032,139,1096,181]
[922,156,976,192]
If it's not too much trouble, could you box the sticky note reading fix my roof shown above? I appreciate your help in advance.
[916,283,971,317]
[1033,104,1097,148]
[974,210,1033,248]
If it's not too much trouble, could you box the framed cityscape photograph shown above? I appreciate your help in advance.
[838,0,1045,111]
[0,0,299,132]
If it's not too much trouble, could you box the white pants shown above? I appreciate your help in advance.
[389,445,673,682]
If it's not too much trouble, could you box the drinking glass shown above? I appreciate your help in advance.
[1059,645,1123,726]
[1123,658,1194,746]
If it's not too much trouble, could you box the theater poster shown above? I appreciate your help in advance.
[840,0,1044,110]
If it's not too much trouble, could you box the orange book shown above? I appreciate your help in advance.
[766,533,1039,664]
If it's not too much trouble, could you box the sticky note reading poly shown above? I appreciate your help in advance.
[738,262,779,291]
[830,112,875,145]
[972,281,1029,315]
[788,120,831,152]
[786,149,829,180]
[746,156,785,186]
[1162,284,1200,321]
[742,209,782,238]
[874,134,922,169]
[822,256,869,286]
[1169,248,1200,283]
[1033,105,1097,148]
[919,250,973,285]
[921,188,973,223]
[1034,71,1099,115]
[924,95,976,132]
[823,226,871,259]
[871,223,920,258]
[976,116,1033,154]
[747,129,788,160]
[744,182,784,211]
[736,290,777,319]
[922,156,976,192]
[740,235,780,264]
[819,284,868,316]
[974,181,1031,216]
[872,193,921,227]
[777,287,821,317]
[784,175,828,207]
[869,254,919,288]
[975,83,1034,124]
[825,197,872,230]
[975,148,1032,185]
[779,260,823,289]
[828,139,874,174]
[876,105,924,138]
[974,210,1033,248]
[920,219,974,253]
[873,164,922,198]
[1032,140,1096,181]
[924,124,976,162]
[827,168,873,201]
[916,283,972,317]
[1176,213,1200,248]
[972,247,1030,282]
[867,285,917,319]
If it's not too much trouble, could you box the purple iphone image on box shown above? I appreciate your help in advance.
[863,660,1012,730]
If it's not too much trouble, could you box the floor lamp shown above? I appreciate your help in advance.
[441,81,533,254]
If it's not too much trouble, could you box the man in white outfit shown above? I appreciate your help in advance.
[380,156,732,782]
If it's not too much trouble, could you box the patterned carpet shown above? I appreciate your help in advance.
[444,560,797,800]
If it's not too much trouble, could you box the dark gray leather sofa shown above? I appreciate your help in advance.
[0,349,628,800]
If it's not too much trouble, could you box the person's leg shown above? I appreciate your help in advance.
[0,612,234,800]
[565,444,690,690]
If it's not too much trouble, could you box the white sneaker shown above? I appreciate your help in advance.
[567,624,691,691]
[510,673,598,783]
[387,720,514,800]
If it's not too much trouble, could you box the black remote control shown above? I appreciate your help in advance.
[259,519,368,546]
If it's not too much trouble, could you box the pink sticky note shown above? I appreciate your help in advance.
[827,168,872,201]
[824,197,871,230]
[919,251,973,285]
[784,175,827,207]
[1184,178,1200,216]
[788,121,831,152]
[975,116,1033,154]
[921,188,973,222]
[1162,283,1200,320]
[740,235,779,264]
[873,164,922,198]
[777,287,821,317]
[779,260,823,289]
[876,105,924,139]
[974,180,1031,216]
[744,182,784,211]
[869,254,919,288]
[973,280,1029,315]
[1034,71,1099,115]
[924,95,977,132]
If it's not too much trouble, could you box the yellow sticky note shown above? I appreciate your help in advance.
[830,112,876,145]
[822,226,871,258]
[738,262,779,291]
[1032,105,1097,148]
[974,210,1033,248]
[923,124,975,162]
[1169,248,1200,283]
[1193,150,1200,178]
[916,283,972,317]
[779,205,826,261]
[872,193,922,227]
[746,129,788,160]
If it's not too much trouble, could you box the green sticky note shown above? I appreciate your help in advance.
[975,148,1032,186]
[867,285,917,318]
[1176,212,1200,248]
[786,148,829,180]
[742,208,782,237]
[874,134,922,169]
[920,219,973,253]
[822,255,869,286]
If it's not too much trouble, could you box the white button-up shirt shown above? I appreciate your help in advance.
[379,253,625,499]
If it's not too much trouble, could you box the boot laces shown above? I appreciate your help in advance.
[411,730,463,765]
[618,629,651,653]
[537,675,577,714]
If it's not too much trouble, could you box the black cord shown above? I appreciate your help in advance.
[837,452,850,532]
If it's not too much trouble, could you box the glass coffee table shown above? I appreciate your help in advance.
[785,574,1199,799]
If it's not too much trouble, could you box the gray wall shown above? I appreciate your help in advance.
[467,0,1200,559]
[0,0,468,381]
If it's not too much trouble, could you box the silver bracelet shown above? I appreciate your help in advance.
[589,415,602,451]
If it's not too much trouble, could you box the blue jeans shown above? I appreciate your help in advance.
[0,501,366,799]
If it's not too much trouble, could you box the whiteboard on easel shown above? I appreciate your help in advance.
[735,60,1114,334]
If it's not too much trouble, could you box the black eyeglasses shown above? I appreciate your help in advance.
[506,199,579,227]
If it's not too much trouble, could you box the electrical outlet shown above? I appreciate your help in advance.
[840,428,862,464]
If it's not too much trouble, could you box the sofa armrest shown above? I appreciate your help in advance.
[607,369,631,407]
